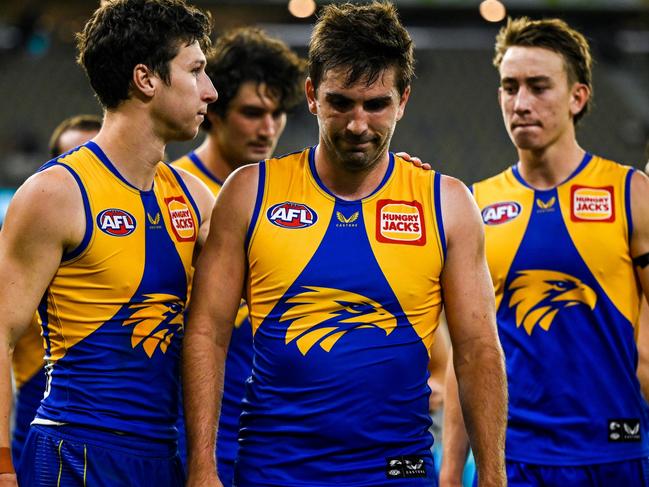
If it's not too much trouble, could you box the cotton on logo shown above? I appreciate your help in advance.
[481,202,521,225]
[96,208,137,236]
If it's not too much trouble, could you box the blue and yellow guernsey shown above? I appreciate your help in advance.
[34,141,200,442]
[238,147,445,486]
[172,151,253,476]
[473,153,649,465]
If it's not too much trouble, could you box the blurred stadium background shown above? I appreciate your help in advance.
[0,0,648,219]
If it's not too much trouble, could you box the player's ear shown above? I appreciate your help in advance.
[396,85,411,121]
[306,77,318,116]
[132,63,156,99]
[569,82,590,118]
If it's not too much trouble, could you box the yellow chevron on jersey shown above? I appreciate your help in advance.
[172,152,223,196]
[246,147,445,355]
[473,168,535,311]
[557,156,637,326]
[12,315,43,388]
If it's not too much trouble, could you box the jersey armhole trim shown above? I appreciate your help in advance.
[625,167,634,242]
[434,171,447,260]
[246,161,266,252]
[167,163,202,226]
[55,163,93,263]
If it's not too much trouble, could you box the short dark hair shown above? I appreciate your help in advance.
[202,27,305,131]
[308,1,414,95]
[493,17,593,125]
[49,115,102,158]
[77,0,212,109]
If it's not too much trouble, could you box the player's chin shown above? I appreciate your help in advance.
[171,125,201,142]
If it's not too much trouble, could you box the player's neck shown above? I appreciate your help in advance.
[516,137,586,190]
[314,144,390,201]
[94,110,165,191]
[193,135,234,182]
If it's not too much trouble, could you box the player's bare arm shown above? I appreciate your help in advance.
[0,167,84,484]
[637,299,649,401]
[175,167,217,257]
[183,164,258,487]
[439,351,471,487]
[630,170,649,399]
[439,175,507,487]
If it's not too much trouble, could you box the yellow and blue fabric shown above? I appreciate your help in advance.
[172,151,224,196]
[26,141,198,458]
[11,318,46,468]
[172,151,253,485]
[473,153,649,466]
[18,424,184,487]
[238,146,445,486]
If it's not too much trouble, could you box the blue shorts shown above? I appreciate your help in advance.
[17,424,184,487]
[503,458,649,487]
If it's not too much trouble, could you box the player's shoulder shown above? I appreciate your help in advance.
[3,163,85,242]
[472,166,512,191]
[170,154,194,172]
[265,147,311,172]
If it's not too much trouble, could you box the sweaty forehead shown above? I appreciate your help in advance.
[499,46,567,80]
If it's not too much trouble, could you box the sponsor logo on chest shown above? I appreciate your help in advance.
[570,185,615,222]
[164,196,196,242]
[481,201,521,225]
[267,202,318,229]
[96,208,137,236]
[376,199,426,246]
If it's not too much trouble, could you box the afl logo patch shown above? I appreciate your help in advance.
[165,196,196,242]
[481,201,521,225]
[376,199,426,246]
[267,202,318,229]
[96,208,136,236]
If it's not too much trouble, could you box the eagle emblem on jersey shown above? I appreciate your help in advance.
[124,294,184,357]
[508,270,597,335]
[280,286,396,355]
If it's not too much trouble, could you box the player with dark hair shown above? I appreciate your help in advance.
[441,17,649,487]
[172,26,305,485]
[48,115,102,159]
[183,2,507,486]
[9,115,101,471]
[0,0,216,485]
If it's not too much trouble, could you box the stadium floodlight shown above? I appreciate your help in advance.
[480,0,506,23]
[288,0,316,18]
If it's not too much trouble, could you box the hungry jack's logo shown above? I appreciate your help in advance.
[165,196,196,242]
[571,185,614,222]
[376,199,426,245]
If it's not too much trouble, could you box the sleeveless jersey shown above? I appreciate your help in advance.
[239,147,445,486]
[34,141,200,442]
[172,151,254,471]
[473,153,649,465]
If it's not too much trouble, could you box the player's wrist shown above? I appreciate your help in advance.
[0,447,14,474]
